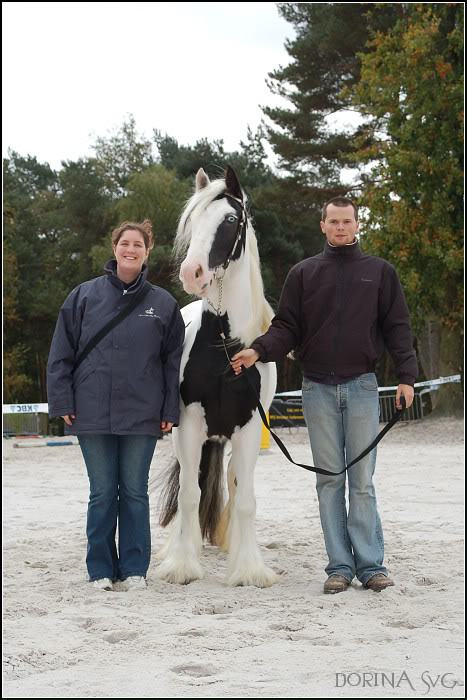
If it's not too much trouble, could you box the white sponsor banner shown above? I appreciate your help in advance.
[378,375,462,392]
[3,403,49,414]
[4,376,462,411]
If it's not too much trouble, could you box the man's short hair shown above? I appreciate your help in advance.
[321,197,358,222]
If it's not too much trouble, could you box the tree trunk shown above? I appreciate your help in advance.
[431,324,463,417]
[417,318,441,408]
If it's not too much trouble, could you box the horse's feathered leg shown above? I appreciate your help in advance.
[226,412,279,588]
[155,404,206,584]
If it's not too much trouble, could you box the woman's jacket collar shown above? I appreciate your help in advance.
[103,259,149,292]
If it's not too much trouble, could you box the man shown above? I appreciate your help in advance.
[231,198,418,594]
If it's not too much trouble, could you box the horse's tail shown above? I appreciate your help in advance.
[199,440,225,545]
[158,459,180,529]
[158,440,225,545]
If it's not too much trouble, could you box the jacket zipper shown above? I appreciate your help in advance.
[331,256,345,375]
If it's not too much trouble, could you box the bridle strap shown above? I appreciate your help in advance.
[220,193,247,271]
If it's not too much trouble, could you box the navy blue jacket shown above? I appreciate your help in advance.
[47,261,185,437]
[251,241,418,386]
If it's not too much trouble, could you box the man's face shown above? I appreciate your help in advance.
[320,204,359,246]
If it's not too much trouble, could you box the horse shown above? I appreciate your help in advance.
[155,166,278,588]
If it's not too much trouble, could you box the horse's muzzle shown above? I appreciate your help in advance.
[180,258,213,296]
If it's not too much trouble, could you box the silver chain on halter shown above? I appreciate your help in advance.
[206,271,224,322]
[206,269,234,364]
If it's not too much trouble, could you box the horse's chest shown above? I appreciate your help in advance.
[181,315,260,438]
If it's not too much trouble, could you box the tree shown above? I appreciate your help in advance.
[350,3,463,415]
[3,152,115,401]
[263,3,397,192]
[92,115,155,197]
[3,225,33,402]
[154,132,227,182]
[56,157,115,286]
[3,152,66,401]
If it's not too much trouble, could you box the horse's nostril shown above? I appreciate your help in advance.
[195,266,202,280]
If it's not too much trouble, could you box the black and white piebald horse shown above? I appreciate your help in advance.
[156,166,278,587]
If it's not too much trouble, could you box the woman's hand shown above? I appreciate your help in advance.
[61,415,75,426]
[161,421,174,433]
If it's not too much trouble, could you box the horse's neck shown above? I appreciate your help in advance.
[206,251,258,346]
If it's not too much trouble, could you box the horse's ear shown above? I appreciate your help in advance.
[225,166,243,201]
[195,168,210,191]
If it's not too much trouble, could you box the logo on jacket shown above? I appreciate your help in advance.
[139,306,160,319]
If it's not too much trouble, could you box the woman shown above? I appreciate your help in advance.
[47,219,185,591]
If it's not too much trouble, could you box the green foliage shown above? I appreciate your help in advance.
[264,2,397,187]
[154,125,274,189]
[154,132,227,181]
[3,236,34,402]
[349,3,464,333]
[92,115,155,197]
[3,345,34,403]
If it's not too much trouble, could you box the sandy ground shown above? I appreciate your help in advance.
[2,417,465,699]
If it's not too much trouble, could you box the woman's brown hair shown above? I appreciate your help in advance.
[111,219,154,250]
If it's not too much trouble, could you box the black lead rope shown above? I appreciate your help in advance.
[241,367,406,476]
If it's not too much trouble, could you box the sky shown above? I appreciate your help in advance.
[2,1,295,170]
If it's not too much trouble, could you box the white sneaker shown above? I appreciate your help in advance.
[126,576,147,590]
[93,577,113,591]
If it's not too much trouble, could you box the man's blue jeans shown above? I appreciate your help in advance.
[78,434,157,582]
[302,374,388,585]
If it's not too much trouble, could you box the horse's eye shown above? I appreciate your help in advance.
[227,215,236,224]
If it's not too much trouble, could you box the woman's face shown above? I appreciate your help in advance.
[113,229,149,281]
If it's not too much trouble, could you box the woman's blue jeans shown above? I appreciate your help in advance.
[301,374,388,585]
[78,434,157,582]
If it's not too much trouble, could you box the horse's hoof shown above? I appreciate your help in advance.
[154,561,203,585]
[226,566,279,588]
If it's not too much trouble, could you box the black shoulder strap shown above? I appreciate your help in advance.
[73,281,152,371]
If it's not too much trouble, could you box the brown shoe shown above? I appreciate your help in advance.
[323,574,351,594]
[364,574,395,592]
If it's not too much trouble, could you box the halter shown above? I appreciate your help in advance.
[218,193,248,272]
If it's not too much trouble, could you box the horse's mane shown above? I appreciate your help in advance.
[245,221,274,336]
[174,178,273,337]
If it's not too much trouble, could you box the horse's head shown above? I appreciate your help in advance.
[176,166,247,297]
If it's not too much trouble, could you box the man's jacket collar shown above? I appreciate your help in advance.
[323,239,362,260]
